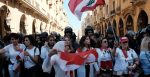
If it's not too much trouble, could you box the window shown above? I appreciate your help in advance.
[123,0,126,2]
[106,5,108,15]
[113,1,115,10]
[46,0,48,4]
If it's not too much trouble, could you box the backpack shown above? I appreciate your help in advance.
[33,47,43,65]
[24,47,43,71]
[29,47,43,77]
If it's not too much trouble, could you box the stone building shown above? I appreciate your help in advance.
[0,0,69,38]
[82,0,150,37]
[49,0,69,35]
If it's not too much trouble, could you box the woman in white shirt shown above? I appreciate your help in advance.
[50,36,74,77]
[23,35,40,77]
[97,38,113,77]
[41,35,56,77]
[0,33,25,77]
[113,37,139,77]
[76,35,99,77]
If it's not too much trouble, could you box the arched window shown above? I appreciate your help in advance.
[40,22,43,33]
[126,15,133,31]
[137,10,148,31]
[119,18,124,37]
[20,14,26,34]
[0,5,11,37]
[32,19,36,34]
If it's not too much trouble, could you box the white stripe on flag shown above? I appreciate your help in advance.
[74,0,90,20]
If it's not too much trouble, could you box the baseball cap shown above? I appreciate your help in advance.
[120,37,128,43]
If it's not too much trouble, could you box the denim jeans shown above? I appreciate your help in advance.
[9,70,19,77]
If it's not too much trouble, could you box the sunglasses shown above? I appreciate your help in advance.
[122,41,128,43]
[11,38,17,40]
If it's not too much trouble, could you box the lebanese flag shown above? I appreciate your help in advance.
[68,0,105,20]
[51,49,98,71]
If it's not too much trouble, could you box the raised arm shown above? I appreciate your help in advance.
[0,49,5,55]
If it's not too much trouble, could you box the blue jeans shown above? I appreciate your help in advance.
[9,70,19,77]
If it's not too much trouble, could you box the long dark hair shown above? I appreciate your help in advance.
[9,33,19,40]
[24,35,36,46]
[79,35,95,50]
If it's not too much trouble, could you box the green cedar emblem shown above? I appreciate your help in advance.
[86,0,95,6]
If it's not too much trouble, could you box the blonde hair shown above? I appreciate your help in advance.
[141,36,150,51]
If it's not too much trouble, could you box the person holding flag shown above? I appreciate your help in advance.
[48,35,100,77]
[113,37,139,77]
[76,35,99,77]
[50,36,76,77]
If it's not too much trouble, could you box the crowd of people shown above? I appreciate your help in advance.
[0,25,150,77]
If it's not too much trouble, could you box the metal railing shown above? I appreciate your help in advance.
[131,0,146,5]
[20,0,49,21]
[25,0,32,4]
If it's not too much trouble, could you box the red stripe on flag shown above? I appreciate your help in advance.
[90,49,98,60]
[81,0,105,12]
[68,0,82,14]
[60,49,98,66]
[60,52,85,65]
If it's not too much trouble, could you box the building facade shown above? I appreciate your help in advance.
[0,0,68,38]
[82,0,150,37]
[49,0,69,35]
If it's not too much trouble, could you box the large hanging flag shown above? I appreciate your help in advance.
[68,0,105,20]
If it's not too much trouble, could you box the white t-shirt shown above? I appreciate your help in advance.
[4,44,26,70]
[76,47,99,77]
[99,48,112,61]
[41,46,52,73]
[53,41,65,52]
[51,54,68,77]
[40,46,51,60]
[96,48,101,67]
[24,47,40,69]
[114,48,138,74]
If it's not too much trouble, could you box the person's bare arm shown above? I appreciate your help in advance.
[0,49,5,55]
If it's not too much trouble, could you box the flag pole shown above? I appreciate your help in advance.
[111,25,117,42]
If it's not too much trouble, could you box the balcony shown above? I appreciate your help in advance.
[19,0,49,22]
[131,0,146,6]
[25,0,32,4]
[110,9,116,16]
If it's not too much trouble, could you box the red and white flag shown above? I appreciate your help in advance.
[51,49,98,71]
[68,0,105,20]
